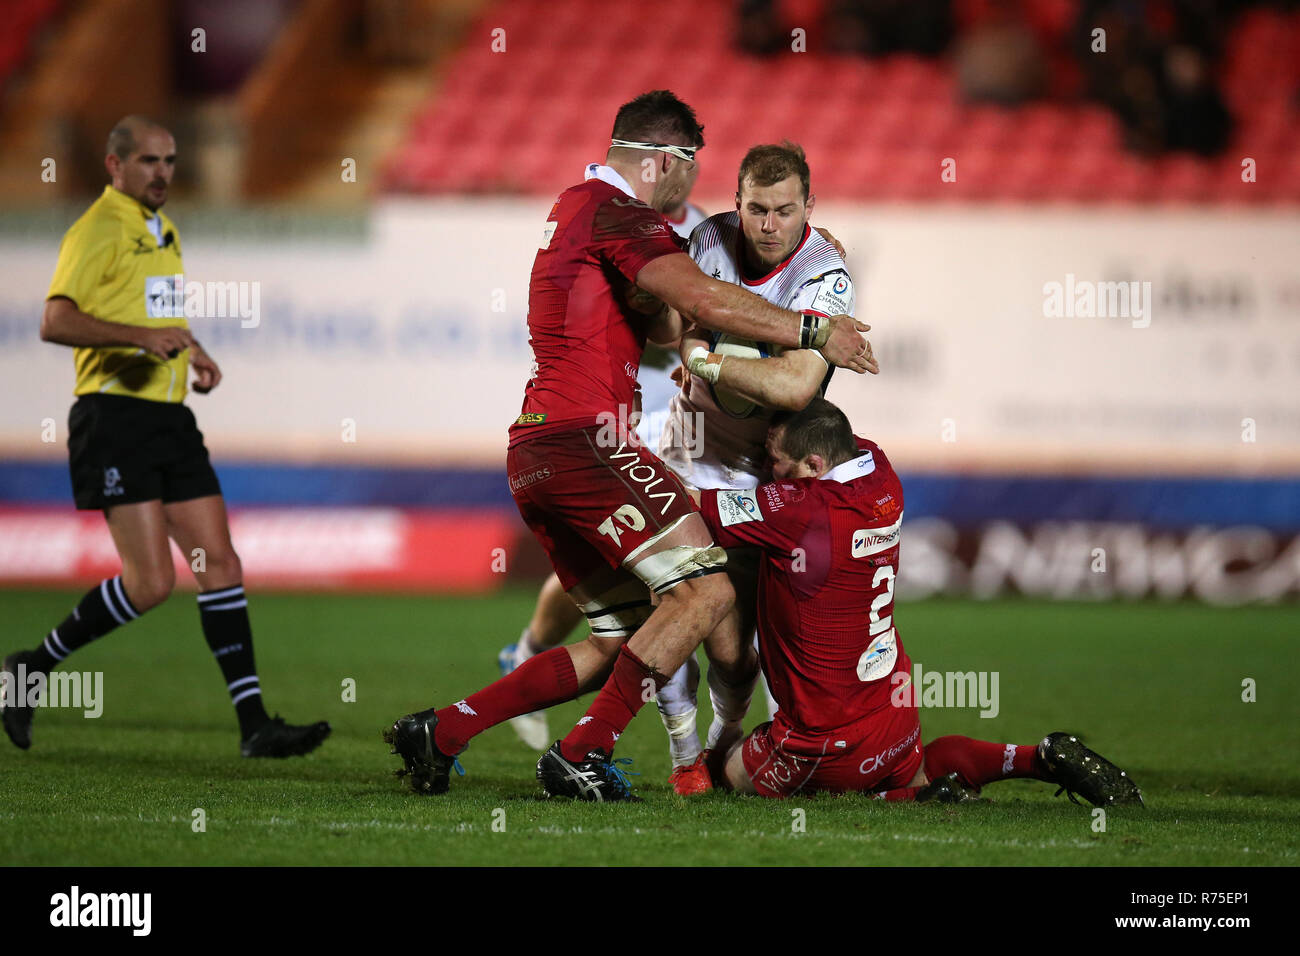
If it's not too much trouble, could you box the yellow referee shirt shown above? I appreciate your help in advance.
[47,185,189,403]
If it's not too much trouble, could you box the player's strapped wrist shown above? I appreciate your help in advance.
[686,345,724,384]
[800,310,832,350]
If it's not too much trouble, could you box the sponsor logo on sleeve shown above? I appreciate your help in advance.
[809,272,852,316]
[851,514,902,558]
[717,489,763,527]
[514,413,548,425]
[761,484,786,513]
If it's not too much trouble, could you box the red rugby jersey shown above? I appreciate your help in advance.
[509,174,684,447]
[699,437,908,736]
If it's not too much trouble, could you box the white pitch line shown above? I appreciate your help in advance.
[23,813,1293,859]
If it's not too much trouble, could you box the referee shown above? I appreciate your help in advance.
[0,116,330,758]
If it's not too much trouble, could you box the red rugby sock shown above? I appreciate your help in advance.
[433,647,578,754]
[923,735,1045,791]
[560,645,665,761]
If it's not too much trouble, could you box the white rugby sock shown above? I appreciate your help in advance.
[656,655,701,767]
[762,670,779,722]
[515,627,539,667]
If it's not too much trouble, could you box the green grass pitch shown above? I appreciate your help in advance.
[2,587,1297,866]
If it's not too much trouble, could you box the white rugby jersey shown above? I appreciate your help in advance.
[659,211,855,490]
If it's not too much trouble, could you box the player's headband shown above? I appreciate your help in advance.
[610,138,699,162]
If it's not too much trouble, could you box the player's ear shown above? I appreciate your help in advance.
[805,193,815,218]
[104,154,119,179]
[807,453,826,477]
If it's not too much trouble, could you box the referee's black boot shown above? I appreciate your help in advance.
[240,714,331,758]
[0,651,39,750]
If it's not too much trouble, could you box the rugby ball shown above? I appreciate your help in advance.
[708,332,778,418]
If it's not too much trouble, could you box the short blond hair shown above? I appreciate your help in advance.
[738,141,810,200]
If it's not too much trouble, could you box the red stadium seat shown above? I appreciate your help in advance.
[0,0,62,91]
[387,0,1300,204]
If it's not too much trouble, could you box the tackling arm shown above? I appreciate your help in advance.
[634,253,872,372]
[646,305,687,346]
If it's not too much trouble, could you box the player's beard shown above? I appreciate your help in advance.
[653,173,687,215]
[751,219,805,271]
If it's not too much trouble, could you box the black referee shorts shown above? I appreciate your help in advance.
[67,394,222,511]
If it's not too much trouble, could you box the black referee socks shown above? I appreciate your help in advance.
[26,578,272,740]
[28,575,139,672]
[197,584,271,738]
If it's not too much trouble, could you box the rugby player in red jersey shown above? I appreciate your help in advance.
[492,173,708,755]
[384,91,875,800]
[696,398,1143,807]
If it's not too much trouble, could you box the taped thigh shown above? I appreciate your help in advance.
[624,517,728,594]
[577,577,654,639]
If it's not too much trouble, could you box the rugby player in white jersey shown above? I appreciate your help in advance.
[496,142,862,794]
[655,141,857,792]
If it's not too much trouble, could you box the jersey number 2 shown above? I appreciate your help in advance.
[869,564,895,637]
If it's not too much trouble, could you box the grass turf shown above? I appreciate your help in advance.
[1,588,1296,866]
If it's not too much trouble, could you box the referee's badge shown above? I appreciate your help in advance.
[103,467,124,497]
[145,274,185,318]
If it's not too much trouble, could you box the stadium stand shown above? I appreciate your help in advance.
[0,0,60,94]
[385,0,1300,203]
